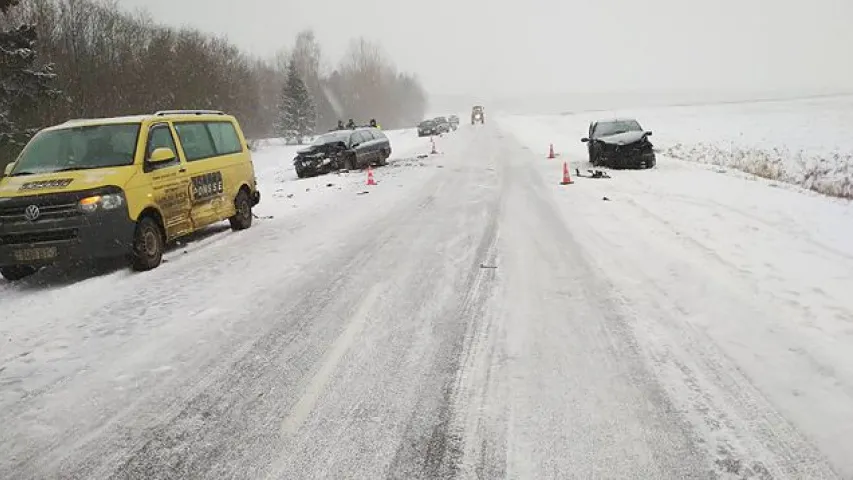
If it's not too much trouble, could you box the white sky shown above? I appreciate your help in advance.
[118,0,853,97]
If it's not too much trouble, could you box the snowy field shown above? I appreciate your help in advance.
[499,95,853,198]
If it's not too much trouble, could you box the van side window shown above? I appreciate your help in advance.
[145,124,180,171]
[174,123,217,162]
[147,125,177,157]
[207,121,243,155]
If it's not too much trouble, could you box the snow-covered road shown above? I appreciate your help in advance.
[1,121,852,479]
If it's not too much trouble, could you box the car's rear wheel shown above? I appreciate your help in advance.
[229,190,253,231]
[131,217,164,271]
[0,265,38,281]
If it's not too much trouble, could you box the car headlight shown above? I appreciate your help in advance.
[78,193,125,213]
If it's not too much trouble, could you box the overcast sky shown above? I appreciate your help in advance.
[119,0,853,98]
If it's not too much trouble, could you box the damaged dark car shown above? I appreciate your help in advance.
[581,118,656,169]
[294,128,391,178]
[294,131,351,178]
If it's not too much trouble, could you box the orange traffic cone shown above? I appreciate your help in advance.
[367,165,377,186]
[548,144,556,159]
[560,161,574,185]
[430,137,438,155]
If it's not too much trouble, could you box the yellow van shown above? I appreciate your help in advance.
[0,110,260,280]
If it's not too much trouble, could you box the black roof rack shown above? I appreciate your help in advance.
[154,110,225,116]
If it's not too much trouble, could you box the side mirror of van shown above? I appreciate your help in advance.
[149,147,177,164]
[3,162,15,176]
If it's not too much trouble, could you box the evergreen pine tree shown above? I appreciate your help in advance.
[275,59,316,144]
[0,0,56,147]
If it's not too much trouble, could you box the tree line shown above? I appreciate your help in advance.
[0,0,428,167]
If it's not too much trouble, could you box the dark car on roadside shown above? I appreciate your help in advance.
[418,119,438,137]
[294,128,391,178]
[581,118,656,169]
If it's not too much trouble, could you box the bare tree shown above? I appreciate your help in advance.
[0,0,428,165]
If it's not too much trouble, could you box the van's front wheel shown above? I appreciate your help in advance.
[230,190,253,231]
[131,217,164,271]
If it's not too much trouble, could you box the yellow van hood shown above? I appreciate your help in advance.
[0,167,135,197]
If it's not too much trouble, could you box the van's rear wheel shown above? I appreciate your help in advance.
[230,190,253,231]
[0,265,38,281]
[131,217,164,271]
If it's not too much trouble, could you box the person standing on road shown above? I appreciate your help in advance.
[337,120,344,130]
[346,119,356,129]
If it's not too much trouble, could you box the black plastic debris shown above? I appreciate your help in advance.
[602,196,611,201]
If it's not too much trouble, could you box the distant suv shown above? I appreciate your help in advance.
[471,106,484,124]
[581,118,656,169]
[0,110,260,280]
[448,115,460,130]
[294,127,390,177]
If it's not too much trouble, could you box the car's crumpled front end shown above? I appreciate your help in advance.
[597,131,656,169]
[294,142,346,178]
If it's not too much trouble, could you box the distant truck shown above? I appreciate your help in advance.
[471,106,484,125]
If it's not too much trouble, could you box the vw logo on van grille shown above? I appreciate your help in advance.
[24,205,41,222]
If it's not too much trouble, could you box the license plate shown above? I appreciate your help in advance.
[13,246,58,262]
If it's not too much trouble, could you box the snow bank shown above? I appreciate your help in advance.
[499,96,853,199]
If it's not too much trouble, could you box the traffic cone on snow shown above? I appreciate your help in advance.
[366,165,377,186]
[547,143,556,159]
[560,161,574,185]
[430,137,438,155]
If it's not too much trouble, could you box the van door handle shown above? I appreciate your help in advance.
[179,168,187,173]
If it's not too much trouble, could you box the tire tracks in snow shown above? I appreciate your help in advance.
[548,170,841,478]
[385,129,506,480]
[502,149,708,478]
[5,157,450,479]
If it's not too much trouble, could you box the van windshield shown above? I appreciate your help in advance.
[10,123,141,176]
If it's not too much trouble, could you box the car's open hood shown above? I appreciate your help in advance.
[597,131,649,146]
